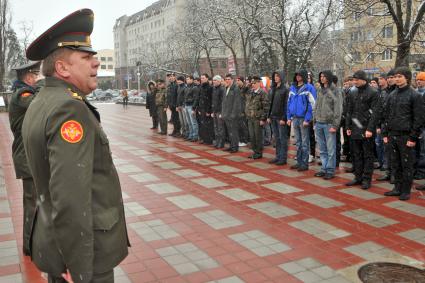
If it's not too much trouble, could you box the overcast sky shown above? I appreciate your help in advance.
[11,0,158,50]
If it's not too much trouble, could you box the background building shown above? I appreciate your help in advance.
[94,49,115,90]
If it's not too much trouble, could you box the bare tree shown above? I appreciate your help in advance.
[0,0,9,91]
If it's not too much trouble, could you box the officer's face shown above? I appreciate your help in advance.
[63,51,99,94]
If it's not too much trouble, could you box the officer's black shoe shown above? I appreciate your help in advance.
[253,153,262,159]
[416,185,425,191]
[361,181,371,190]
[346,179,361,186]
[384,190,401,197]
[399,193,410,201]
[376,175,390,181]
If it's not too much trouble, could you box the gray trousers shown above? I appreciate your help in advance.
[224,118,239,150]
[213,114,225,147]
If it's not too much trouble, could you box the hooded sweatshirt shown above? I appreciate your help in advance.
[287,70,316,122]
[268,70,289,120]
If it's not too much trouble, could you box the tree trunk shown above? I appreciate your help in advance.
[205,48,214,77]
[395,40,410,67]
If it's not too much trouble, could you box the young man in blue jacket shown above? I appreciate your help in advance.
[287,70,316,171]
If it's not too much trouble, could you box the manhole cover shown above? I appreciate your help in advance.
[358,262,425,283]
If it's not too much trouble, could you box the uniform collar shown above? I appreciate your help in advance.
[45,76,85,97]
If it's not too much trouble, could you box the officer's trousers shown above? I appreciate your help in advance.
[157,107,167,134]
[390,135,415,194]
[248,118,263,154]
[22,177,36,255]
[352,138,375,182]
[48,269,114,283]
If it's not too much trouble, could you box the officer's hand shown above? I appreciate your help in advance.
[383,137,388,144]
[279,120,286,126]
[211,113,214,118]
[347,130,352,136]
[365,130,373,138]
[260,120,265,126]
[329,127,337,133]
[61,270,74,283]
[266,118,271,124]
[287,120,291,126]
[407,140,416,147]
[376,128,381,134]
[303,121,309,127]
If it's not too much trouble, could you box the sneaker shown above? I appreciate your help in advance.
[314,172,326,177]
[308,155,315,163]
[416,185,425,191]
[324,174,334,180]
[269,158,278,164]
[238,142,247,147]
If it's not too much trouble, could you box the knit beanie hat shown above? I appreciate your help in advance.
[213,75,222,81]
[394,67,412,83]
[416,72,425,81]
[352,70,368,81]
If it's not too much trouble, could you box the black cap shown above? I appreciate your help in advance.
[26,9,96,61]
[12,61,41,72]
[387,69,395,77]
[352,70,368,81]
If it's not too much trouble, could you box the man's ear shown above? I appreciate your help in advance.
[55,60,70,78]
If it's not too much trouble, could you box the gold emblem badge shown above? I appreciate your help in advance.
[61,120,84,143]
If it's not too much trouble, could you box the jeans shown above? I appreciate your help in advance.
[315,122,337,175]
[271,119,288,162]
[184,105,198,139]
[292,117,310,168]
[178,107,187,137]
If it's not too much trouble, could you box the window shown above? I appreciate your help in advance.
[108,57,113,61]
[382,26,393,38]
[101,65,106,69]
[101,57,106,61]
[353,12,361,21]
[382,49,392,61]
[108,65,113,69]
[211,61,218,68]
[352,51,361,62]
[366,31,374,41]
[351,31,362,42]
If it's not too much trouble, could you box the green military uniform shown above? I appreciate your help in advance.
[8,61,41,255]
[155,87,168,134]
[245,87,270,157]
[22,9,129,283]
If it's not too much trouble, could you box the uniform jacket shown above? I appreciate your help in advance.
[313,71,343,128]
[22,77,129,282]
[245,87,270,120]
[212,85,225,113]
[381,85,424,142]
[155,87,167,107]
[345,84,378,139]
[222,82,241,119]
[287,70,316,122]
[268,70,289,121]
[8,80,37,179]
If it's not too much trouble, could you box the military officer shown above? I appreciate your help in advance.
[8,60,41,256]
[22,9,129,283]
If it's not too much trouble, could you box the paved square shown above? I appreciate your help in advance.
[145,183,182,194]
[0,200,10,213]
[112,158,129,165]
[166,194,210,209]
[192,177,228,189]
[302,177,340,188]
[207,276,245,283]
[274,169,304,178]
[172,169,203,178]
[159,147,182,153]
[156,161,182,170]
[156,243,219,275]
[384,201,425,217]
[194,209,243,230]
[211,165,242,173]
[341,209,398,228]
[130,149,151,156]
[175,152,200,159]
[247,162,273,169]
[116,164,143,174]
[297,194,344,208]
[207,150,229,156]
[141,155,166,162]
[217,188,259,201]
[224,156,248,162]
[124,202,151,217]
[398,228,425,245]
[130,219,180,242]
[248,202,298,218]
[120,145,139,151]
[262,182,303,194]
[279,257,351,283]
[338,188,384,200]
[129,173,159,183]
[0,218,13,235]
[229,230,291,257]
[0,274,23,283]
[233,173,269,182]
[0,240,19,266]
[290,218,351,241]
[190,158,219,166]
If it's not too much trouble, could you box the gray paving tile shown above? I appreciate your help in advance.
[124,202,151,217]
[229,230,291,257]
[207,276,245,283]
[149,143,168,148]
[274,169,304,178]
[194,209,243,230]
[398,228,425,245]
[0,274,23,283]
[146,183,182,194]
[262,182,303,194]
[159,147,183,153]
[141,155,166,162]
[211,165,242,173]
[175,152,201,159]
[232,173,269,182]
[248,201,298,218]
[289,218,351,241]
[247,162,273,169]
[302,177,340,188]
[297,194,344,208]
[0,218,13,235]
[217,188,259,201]
[156,243,219,275]
[130,219,179,242]
[385,201,425,217]
[191,159,219,166]
[114,267,131,283]
[121,192,130,199]
[374,182,394,190]
[112,158,129,165]
[116,164,143,174]
[192,177,228,189]
[338,188,384,200]
[129,173,159,183]
[0,200,10,213]
[172,169,203,178]
[120,145,139,151]
[156,161,182,169]
[207,150,229,156]
[0,240,19,266]
[224,156,248,162]
[166,194,210,209]
[341,209,398,228]
[129,149,151,156]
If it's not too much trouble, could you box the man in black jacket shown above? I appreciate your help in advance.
[267,70,289,165]
[346,70,378,189]
[212,75,226,148]
[197,74,214,144]
[167,73,180,136]
[377,67,424,200]
[184,76,199,141]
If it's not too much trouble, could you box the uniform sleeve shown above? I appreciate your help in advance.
[17,92,35,109]
[261,91,270,121]
[46,100,95,283]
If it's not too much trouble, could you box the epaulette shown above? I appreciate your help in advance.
[67,88,83,101]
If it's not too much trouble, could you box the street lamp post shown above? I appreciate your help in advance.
[137,71,141,94]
